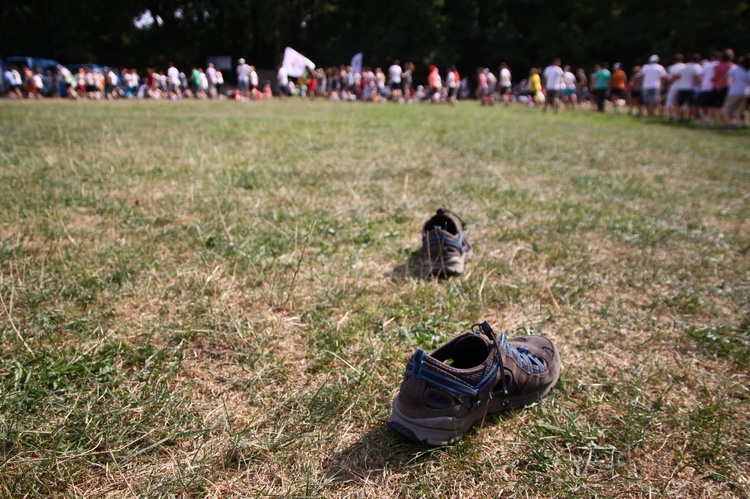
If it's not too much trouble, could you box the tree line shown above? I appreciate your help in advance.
[2,0,748,79]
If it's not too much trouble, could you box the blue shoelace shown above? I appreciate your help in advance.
[498,333,546,374]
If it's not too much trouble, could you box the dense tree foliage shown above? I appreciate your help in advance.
[2,0,748,77]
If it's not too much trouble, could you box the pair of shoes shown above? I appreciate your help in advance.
[421,208,472,278]
[387,321,561,446]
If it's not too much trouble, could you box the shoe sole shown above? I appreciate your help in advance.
[387,396,484,446]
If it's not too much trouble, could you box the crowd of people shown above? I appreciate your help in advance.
[525,49,750,128]
[3,48,748,128]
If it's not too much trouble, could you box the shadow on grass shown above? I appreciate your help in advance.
[387,249,458,282]
[387,249,422,282]
[322,413,519,487]
[322,425,449,485]
[624,113,750,135]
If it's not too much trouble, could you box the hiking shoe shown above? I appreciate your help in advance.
[387,321,561,446]
[421,208,472,278]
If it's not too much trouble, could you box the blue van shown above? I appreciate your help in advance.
[4,56,61,96]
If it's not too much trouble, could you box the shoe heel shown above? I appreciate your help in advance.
[387,398,474,446]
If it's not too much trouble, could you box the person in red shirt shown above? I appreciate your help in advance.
[422,65,442,102]
[712,49,735,115]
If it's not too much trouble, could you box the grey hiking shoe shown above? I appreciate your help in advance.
[387,322,561,446]
[421,208,472,278]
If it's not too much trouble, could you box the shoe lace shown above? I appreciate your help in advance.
[498,334,547,375]
[472,322,546,422]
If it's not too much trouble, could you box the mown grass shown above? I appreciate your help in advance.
[0,99,748,497]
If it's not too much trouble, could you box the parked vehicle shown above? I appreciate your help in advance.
[4,56,60,96]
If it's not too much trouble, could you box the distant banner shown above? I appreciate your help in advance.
[207,56,232,71]
[351,52,363,74]
[282,47,315,78]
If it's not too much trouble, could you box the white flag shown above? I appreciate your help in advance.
[351,52,363,74]
[282,47,315,78]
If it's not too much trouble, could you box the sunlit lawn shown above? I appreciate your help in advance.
[0,99,748,497]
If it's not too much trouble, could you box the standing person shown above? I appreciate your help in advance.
[423,65,442,102]
[640,55,667,118]
[610,63,627,113]
[446,65,460,105]
[588,65,600,110]
[712,49,735,121]
[298,70,309,99]
[476,67,489,104]
[374,67,387,101]
[542,58,564,112]
[179,72,191,97]
[499,63,512,106]
[206,63,217,99]
[276,64,289,101]
[673,53,702,121]
[575,67,588,108]
[486,69,497,103]
[562,65,577,110]
[529,67,542,107]
[215,69,224,97]
[105,67,119,100]
[720,53,749,129]
[628,66,643,116]
[666,54,686,120]
[697,52,720,125]
[308,69,318,100]
[236,58,250,99]
[127,68,140,98]
[593,62,612,112]
[191,66,201,98]
[22,66,37,98]
[249,65,259,99]
[30,66,44,99]
[199,68,209,99]
[402,62,414,102]
[4,66,20,99]
[388,60,402,102]
[167,62,180,99]
[58,65,77,99]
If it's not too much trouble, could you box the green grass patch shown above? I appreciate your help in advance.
[0,100,748,496]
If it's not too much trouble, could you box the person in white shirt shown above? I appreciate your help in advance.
[499,63,512,106]
[641,55,668,118]
[106,68,119,100]
[205,63,217,99]
[249,65,259,98]
[199,69,209,99]
[388,60,402,101]
[276,64,289,100]
[167,63,180,98]
[446,65,459,105]
[542,58,564,112]
[673,53,703,121]
[666,54,686,120]
[721,54,750,128]
[562,65,577,110]
[30,67,44,99]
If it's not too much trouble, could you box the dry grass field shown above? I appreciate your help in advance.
[0,99,748,497]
